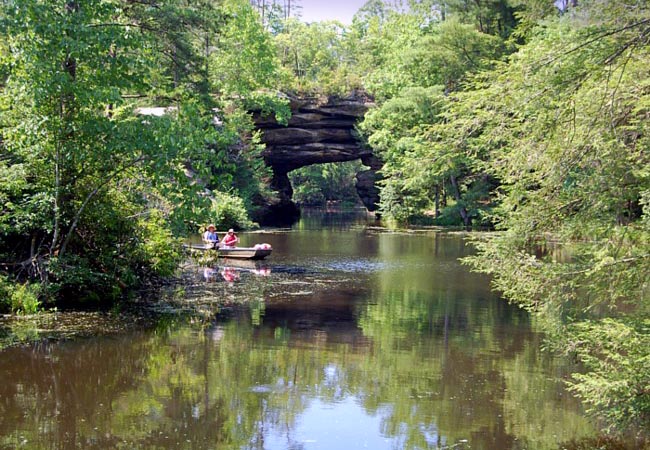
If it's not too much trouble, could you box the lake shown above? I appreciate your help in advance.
[0,209,595,449]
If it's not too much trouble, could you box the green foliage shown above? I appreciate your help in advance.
[209,191,255,230]
[410,19,506,90]
[567,319,650,431]
[459,4,650,432]
[365,18,505,98]
[356,12,508,225]
[352,0,650,433]
[360,86,447,223]
[135,212,183,278]
[1,276,40,315]
[274,19,363,95]
[210,0,282,96]
[508,0,559,41]
[9,283,41,315]
[360,85,498,225]
[45,255,117,304]
[291,177,326,206]
[0,0,647,436]
[444,0,518,37]
[0,0,284,306]
[289,161,362,206]
[244,91,291,125]
[353,12,430,100]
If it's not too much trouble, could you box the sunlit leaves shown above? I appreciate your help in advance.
[0,0,258,302]
[289,161,363,206]
[459,5,650,431]
[274,18,360,94]
[354,1,650,430]
[567,319,650,430]
[210,0,281,96]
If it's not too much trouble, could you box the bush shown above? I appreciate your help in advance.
[433,206,465,226]
[0,275,41,314]
[32,209,184,305]
[9,283,40,315]
[209,191,255,230]
[567,319,650,432]
[293,181,326,206]
[135,211,183,277]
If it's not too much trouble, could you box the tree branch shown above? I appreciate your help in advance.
[564,254,650,276]
[59,155,147,256]
[540,18,650,68]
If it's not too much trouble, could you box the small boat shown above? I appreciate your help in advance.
[185,244,272,260]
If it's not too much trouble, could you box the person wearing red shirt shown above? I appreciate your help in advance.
[221,229,239,248]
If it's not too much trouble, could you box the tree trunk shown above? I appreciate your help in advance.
[449,175,471,227]
[52,1,79,256]
[441,182,447,208]
[434,184,440,218]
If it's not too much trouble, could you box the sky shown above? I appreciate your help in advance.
[298,0,369,24]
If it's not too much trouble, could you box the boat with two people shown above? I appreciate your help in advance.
[188,226,273,260]
[186,242,272,260]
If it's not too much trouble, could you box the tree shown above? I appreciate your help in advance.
[0,0,286,307]
[358,15,506,225]
[273,18,363,95]
[289,161,363,206]
[250,0,302,29]
[355,1,649,429]
[461,4,650,431]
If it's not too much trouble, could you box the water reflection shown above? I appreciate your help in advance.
[0,210,597,449]
[203,266,219,282]
[201,263,272,283]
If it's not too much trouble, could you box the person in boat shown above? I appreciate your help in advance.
[221,229,239,248]
[202,224,219,248]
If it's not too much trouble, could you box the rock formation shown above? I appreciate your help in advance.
[252,93,380,225]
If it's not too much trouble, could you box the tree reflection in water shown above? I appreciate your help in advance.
[0,213,602,449]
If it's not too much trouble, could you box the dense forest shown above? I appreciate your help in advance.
[0,0,648,436]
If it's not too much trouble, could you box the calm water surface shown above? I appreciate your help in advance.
[0,210,595,449]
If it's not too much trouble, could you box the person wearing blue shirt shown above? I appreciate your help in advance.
[202,224,219,248]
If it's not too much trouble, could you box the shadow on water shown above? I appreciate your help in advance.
[1,208,645,450]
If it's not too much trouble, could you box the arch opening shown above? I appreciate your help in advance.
[251,93,380,226]
[289,160,365,208]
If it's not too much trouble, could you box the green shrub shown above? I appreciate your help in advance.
[9,283,40,315]
[292,181,326,206]
[135,211,183,277]
[0,277,40,315]
[44,255,112,304]
[209,191,255,230]
[567,319,650,432]
[433,206,465,226]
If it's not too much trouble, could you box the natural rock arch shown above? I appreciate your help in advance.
[252,93,381,225]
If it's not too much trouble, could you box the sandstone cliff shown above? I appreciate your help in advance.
[252,93,380,225]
